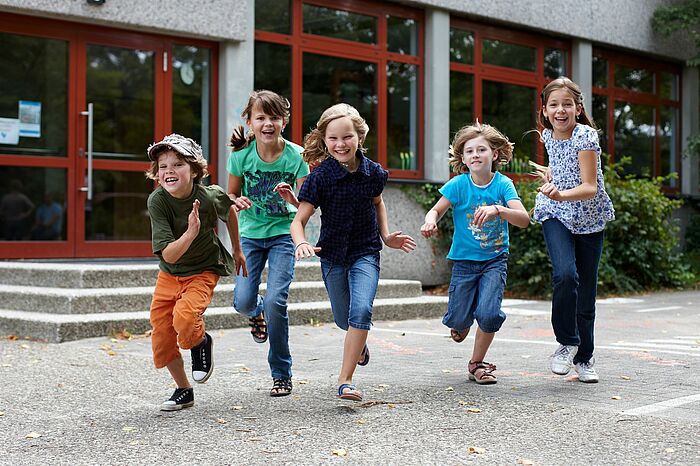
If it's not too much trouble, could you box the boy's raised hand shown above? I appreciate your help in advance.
[420,221,438,238]
[187,199,201,236]
[383,231,417,253]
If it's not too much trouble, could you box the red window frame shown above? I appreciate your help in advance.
[450,18,572,167]
[255,0,425,179]
[592,48,682,190]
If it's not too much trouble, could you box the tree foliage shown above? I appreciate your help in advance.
[652,0,700,66]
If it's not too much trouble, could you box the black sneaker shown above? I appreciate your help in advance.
[191,332,213,383]
[160,387,194,411]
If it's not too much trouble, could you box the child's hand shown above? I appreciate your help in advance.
[233,196,253,212]
[420,222,438,238]
[295,242,321,261]
[472,205,500,229]
[273,182,298,205]
[234,249,248,277]
[383,231,417,253]
[187,199,201,236]
[538,182,562,201]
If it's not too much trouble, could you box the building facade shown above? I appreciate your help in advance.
[0,0,698,261]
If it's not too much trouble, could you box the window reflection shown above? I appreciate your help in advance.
[614,64,654,93]
[614,102,655,177]
[387,16,417,55]
[255,0,290,34]
[0,33,68,157]
[592,94,608,153]
[386,62,418,170]
[0,167,66,241]
[449,28,474,64]
[255,42,292,140]
[449,71,473,144]
[302,53,378,158]
[303,5,376,44]
[544,48,567,79]
[482,39,536,71]
[593,56,608,88]
[660,107,678,187]
[172,45,210,160]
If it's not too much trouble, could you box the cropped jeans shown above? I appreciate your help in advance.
[233,234,295,380]
[542,218,604,364]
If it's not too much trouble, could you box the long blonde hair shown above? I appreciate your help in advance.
[302,103,369,166]
[229,90,291,152]
[449,121,514,174]
[538,77,596,130]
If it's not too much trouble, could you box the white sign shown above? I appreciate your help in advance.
[19,100,41,138]
[0,117,20,145]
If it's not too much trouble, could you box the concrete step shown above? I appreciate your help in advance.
[0,296,450,343]
[0,279,424,314]
[0,261,322,288]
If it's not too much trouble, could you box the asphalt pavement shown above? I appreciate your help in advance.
[1,290,699,465]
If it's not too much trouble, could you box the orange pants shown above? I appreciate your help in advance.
[149,270,219,368]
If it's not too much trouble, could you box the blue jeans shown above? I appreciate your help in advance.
[443,254,508,333]
[542,219,604,364]
[233,234,295,380]
[320,254,380,331]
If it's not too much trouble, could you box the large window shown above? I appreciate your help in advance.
[592,50,682,188]
[449,20,570,173]
[254,0,423,178]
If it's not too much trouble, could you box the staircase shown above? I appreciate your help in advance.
[0,260,448,342]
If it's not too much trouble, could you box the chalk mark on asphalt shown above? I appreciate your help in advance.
[621,394,700,416]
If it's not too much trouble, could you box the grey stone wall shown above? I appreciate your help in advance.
[397,0,697,61]
[0,0,248,41]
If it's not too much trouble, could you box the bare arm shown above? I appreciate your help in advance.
[290,201,320,260]
[472,199,530,229]
[373,195,416,253]
[538,151,598,202]
[161,199,200,264]
[273,176,306,208]
[227,174,252,211]
[420,196,452,238]
[226,205,247,277]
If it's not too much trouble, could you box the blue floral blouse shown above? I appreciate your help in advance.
[533,124,615,234]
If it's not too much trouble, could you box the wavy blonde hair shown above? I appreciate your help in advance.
[302,103,369,166]
[449,121,514,174]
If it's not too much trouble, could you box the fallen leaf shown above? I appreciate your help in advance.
[242,416,257,420]
[469,446,485,454]
[216,418,227,424]
[298,380,308,385]
[441,369,452,373]
[665,448,675,453]
[292,395,301,400]
[354,419,367,425]
[238,367,251,373]
[122,426,136,432]
[20,344,29,349]
[106,350,117,357]
[611,396,621,400]
[0,411,4,416]
[112,330,133,340]
[387,403,396,409]
[2,364,11,367]
[232,406,243,410]
[332,449,348,457]
[248,437,261,442]
[620,375,631,380]
[517,458,535,465]
[445,386,454,392]
[25,432,41,439]
[235,429,253,432]
[6,335,18,341]
[377,384,389,388]
[466,408,481,413]
[458,400,468,406]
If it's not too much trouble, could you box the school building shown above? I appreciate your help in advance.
[0,0,698,269]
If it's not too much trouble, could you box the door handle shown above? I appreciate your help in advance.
[80,103,94,201]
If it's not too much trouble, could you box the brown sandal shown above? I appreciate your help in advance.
[450,328,469,343]
[468,360,497,385]
[249,313,268,344]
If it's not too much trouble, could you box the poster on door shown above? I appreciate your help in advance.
[0,117,20,145]
[19,100,41,138]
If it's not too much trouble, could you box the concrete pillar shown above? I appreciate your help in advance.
[217,0,254,250]
[423,8,450,183]
[681,66,699,197]
[571,39,593,106]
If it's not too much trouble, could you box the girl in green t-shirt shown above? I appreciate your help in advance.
[227,90,309,397]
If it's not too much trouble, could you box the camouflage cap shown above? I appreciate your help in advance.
[147,133,204,162]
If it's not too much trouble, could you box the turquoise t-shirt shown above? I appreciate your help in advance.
[439,172,520,261]
[227,139,309,239]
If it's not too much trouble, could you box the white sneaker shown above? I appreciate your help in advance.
[575,359,599,383]
[550,344,578,375]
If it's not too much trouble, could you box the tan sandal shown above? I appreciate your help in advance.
[468,360,497,385]
[450,328,469,343]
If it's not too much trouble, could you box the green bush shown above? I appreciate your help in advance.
[403,157,696,297]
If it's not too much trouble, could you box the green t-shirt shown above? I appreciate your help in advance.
[227,139,309,239]
[148,183,234,277]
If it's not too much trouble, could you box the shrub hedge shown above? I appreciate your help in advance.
[402,157,697,297]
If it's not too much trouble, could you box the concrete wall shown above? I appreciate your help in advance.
[398,0,697,61]
[0,0,248,41]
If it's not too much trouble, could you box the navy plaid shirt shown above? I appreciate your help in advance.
[298,152,388,265]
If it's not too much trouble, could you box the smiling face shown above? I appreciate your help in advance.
[543,88,582,139]
[157,150,195,199]
[461,136,497,176]
[323,116,360,166]
[247,102,286,146]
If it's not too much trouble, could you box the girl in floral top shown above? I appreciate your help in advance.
[533,77,615,383]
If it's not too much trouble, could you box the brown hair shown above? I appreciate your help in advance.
[302,103,369,166]
[229,90,291,152]
[538,76,597,130]
[449,121,514,174]
[145,149,209,184]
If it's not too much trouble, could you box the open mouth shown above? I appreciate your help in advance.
[164,177,178,183]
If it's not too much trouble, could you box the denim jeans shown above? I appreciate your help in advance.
[443,254,508,334]
[320,254,380,331]
[542,218,604,364]
[233,234,295,380]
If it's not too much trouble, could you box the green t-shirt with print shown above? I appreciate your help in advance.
[148,183,234,277]
[227,139,309,239]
